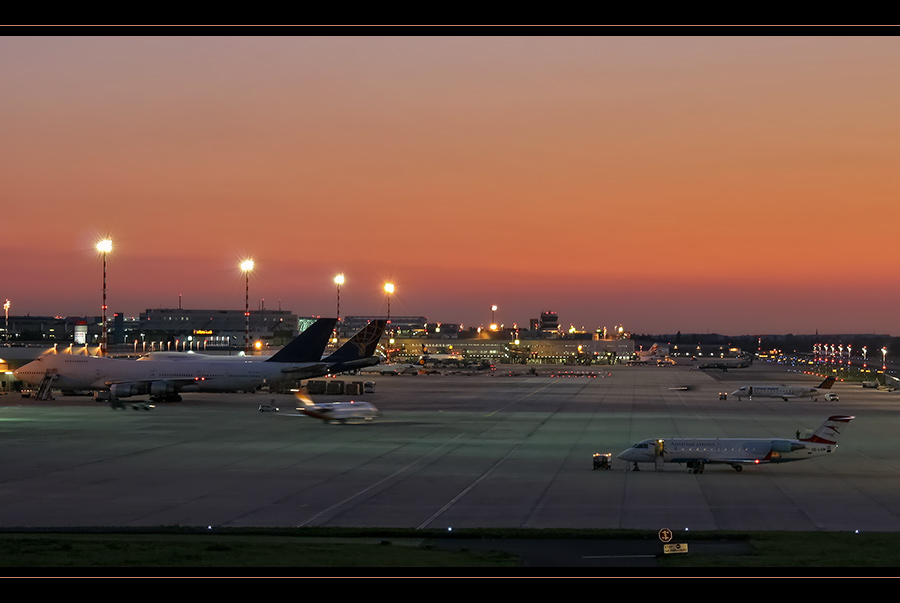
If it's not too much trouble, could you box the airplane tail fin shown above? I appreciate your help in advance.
[801,415,854,444]
[293,387,314,407]
[267,318,337,363]
[817,376,836,390]
[322,319,386,363]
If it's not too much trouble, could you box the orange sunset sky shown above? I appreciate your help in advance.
[2,35,899,335]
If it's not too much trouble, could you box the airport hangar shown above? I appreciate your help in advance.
[1,359,899,537]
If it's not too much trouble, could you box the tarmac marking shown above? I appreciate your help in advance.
[294,433,467,527]
[484,380,561,416]
[417,448,513,530]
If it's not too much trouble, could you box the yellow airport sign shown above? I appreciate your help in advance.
[663,542,689,555]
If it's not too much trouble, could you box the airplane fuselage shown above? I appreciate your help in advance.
[300,401,379,423]
[730,385,827,400]
[14,354,320,397]
[618,436,835,468]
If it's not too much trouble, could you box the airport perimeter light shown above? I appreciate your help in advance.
[96,238,113,356]
[241,259,254,354]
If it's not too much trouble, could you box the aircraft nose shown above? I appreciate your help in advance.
[12,366,29,382]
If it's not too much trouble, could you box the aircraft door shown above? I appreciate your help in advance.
[654,439,665,470]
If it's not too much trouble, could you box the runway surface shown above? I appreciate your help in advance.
[1,361,899,535]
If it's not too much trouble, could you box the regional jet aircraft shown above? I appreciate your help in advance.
[730,376,835,401]
[617,415,854,473]
[14,319,386,402]
[696,354,752,371]
[292,388,380,424]
[628,343,675,365]
[418,345,465,366]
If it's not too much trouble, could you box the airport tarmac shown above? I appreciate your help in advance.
[1,361,899,539]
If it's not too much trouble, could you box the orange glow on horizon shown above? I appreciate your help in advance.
[3,36,900,334]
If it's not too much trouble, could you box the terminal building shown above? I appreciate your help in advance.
[3,307,635,365]
[138,308,302,351]
[343,310,635,365]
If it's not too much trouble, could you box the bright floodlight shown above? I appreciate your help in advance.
[384,283,394,294]
[334,274,345,285]
[97,239,113,253]
[240,259,254,272]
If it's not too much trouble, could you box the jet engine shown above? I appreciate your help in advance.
[150,381,175,396]
[110,383,140,398]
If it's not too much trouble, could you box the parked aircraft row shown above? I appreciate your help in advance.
[14,318,386,402]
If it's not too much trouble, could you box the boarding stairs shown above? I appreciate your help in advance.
[34,370,57,400]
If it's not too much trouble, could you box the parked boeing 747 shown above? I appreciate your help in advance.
[618,415,854,473]
[14,319,386,402]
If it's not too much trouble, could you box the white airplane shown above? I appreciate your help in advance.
[618,414,854,473]
[696,355,752,371]
[360,363,421,375]
[418,345,466,366]
[730,376,835,401]
[629,343,673,365]
[14,319,386,402]
[637,343,661,360]
[292,388,379,424]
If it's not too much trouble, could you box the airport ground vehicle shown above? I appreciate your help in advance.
[258,403,279,412]
[593,453,612,470]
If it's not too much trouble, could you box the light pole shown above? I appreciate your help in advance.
[3,299,9,343]
[241,259,254,354]
[384,283,394,324]
[334,274,344,344]
[491,305,497,330]
[96,238,113,356]
[384,283,394,362]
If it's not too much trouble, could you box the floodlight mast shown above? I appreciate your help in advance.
[96,239,113,356]
[241,259,254,354]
